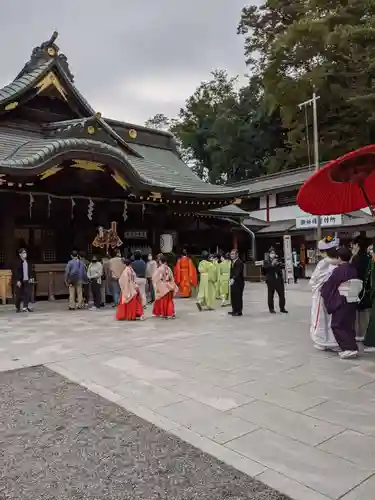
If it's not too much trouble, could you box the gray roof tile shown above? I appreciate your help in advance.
[0,61,51,103]
[257,220,295,234]
[129,144,247,196]
[230,167,315,197]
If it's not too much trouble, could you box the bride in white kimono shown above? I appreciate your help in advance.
[309,237,340,350]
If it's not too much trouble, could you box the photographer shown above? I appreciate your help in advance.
[262,248,288,314]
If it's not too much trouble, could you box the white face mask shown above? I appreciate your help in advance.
[148,255,153,261]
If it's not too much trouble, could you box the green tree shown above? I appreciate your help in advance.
[238,0,375,164]
[146,71,290,182]
[144,113,171,131]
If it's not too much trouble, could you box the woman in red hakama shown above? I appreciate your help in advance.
[116,260,144,321]
[152,255,178,319]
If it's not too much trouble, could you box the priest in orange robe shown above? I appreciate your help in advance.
[174,249,198,298]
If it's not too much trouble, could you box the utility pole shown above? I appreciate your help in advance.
[298,91,321,244]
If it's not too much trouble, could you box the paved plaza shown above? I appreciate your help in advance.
[0,283,375,499]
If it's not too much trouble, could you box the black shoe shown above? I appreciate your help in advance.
[233,312,243,317]
[196,302,202,312]
[16,309,21,313]
[269,310,276,314]
[280,309,289,314]
[228,311,234,315]
[26,308,33,312]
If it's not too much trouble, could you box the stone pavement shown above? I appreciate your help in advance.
[0,366,290,500]
[0,282,374,500]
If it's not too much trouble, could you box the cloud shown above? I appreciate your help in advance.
[0,0,251,124]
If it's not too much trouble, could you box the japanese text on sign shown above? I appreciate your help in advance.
[295,215,342,229]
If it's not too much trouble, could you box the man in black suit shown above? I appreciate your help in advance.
[229,249,244,316]
[262,248,288,314]
[13,248,35,313]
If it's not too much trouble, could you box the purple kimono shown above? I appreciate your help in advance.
[321,263,358,351]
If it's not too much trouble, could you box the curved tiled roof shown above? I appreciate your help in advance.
[0,34,249,199]
[0,128,248,197]
[0,61,52,105]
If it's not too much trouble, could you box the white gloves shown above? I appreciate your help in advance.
[229,279,234,286]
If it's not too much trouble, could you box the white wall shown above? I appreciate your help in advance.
[249,204,309,222]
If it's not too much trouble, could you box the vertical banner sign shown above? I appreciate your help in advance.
[283,235,294,284]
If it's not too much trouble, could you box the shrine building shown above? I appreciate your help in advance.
[0,33,249,300]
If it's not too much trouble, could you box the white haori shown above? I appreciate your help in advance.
[309,258,339,349]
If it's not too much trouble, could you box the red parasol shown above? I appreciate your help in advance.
[297,145,375,217]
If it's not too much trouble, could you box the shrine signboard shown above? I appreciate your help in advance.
[295,215,342,229]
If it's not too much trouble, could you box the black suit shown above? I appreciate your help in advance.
[230,258,244,314]
[13,259,35,311]
[262,259,286,312]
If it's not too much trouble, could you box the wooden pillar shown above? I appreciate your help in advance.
[152,228,161,255]
[3,212,15,269]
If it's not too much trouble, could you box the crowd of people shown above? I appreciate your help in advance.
[60,248,245,320]
[309,236,375,359]
[12,237,375,362]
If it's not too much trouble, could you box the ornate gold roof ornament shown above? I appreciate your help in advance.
[16,31,75,82]
[47,46,56,57]
[35,71,68,101]
[71,160,104,171]
[4,102,18,111]
[39,165,62,180]
[111,170,129,189]
[129,129,137,139]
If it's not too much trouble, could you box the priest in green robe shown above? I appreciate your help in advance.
[197,251,217,311]
[219,253,231,306]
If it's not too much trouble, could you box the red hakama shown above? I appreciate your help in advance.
[152,292,175,318]
[116,291,143,321]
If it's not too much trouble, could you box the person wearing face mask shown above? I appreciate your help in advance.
[229,249,244,316]
[309,237,339,351]
[87,255,103,311]
[351,237,371,342]
[13,248,35,313]
[363,244,375,352]
[146,253,157,303]
[109,249,125,307]
[262,247,288,314]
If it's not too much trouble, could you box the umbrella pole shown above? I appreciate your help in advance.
[359,182,375,218]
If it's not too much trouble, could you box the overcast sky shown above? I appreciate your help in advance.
[0,0,252,125]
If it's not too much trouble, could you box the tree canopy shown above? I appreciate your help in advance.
[238,0,375,162]
[145,1,375,182]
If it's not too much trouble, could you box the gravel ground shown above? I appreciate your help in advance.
[0,366,291,500]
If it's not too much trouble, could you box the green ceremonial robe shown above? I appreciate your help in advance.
[197,260,217,310]
[213,260,220,298]
[219,260,231,303]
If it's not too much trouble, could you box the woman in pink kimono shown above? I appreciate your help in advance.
[116,259,144,321]
[152,254,178,319]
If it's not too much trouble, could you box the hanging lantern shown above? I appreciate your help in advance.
[29,193,34,218]
[123,200,128,222]
[160,234,173,253]
[71,197,76,219]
